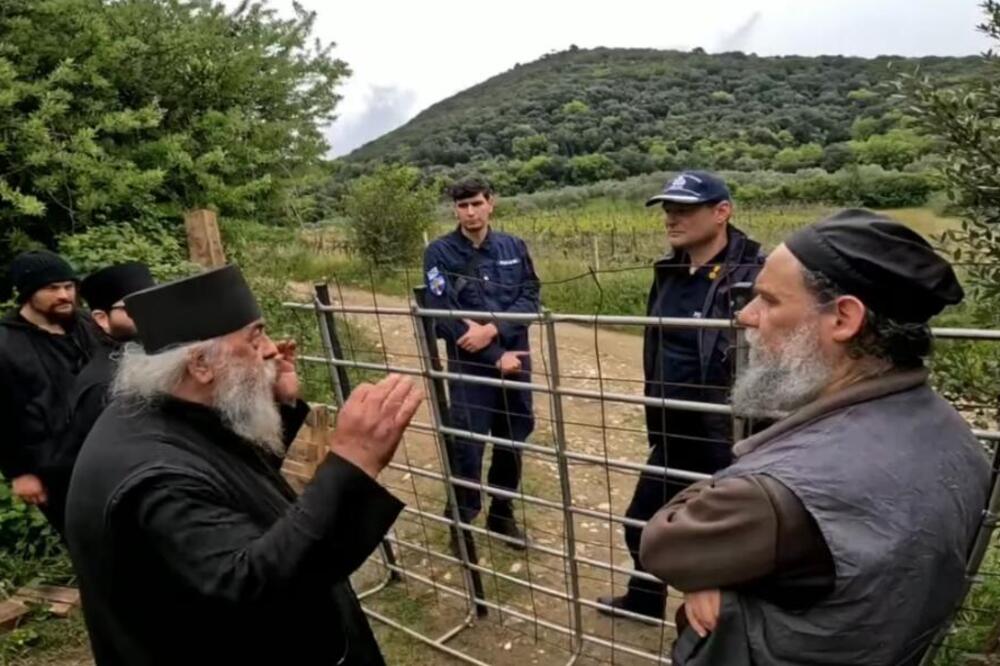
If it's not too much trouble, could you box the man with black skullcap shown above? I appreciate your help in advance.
[66,265,423,665]
[55,262,156,491]
[640,209,990,665]
[0,250,99,532]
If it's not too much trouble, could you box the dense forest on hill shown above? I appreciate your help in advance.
[334,47,983,194]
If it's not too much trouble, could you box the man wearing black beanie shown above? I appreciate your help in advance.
[0,249,100,534]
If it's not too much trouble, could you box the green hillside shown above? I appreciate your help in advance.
[336,47,982,194]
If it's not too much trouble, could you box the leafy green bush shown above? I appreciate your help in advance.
[0,0,348,236]
[0,480,73,597]
[343,165,437,267]
[58,220,196,280]
[494,167,937,213]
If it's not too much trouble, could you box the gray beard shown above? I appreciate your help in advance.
[731,320,833,418]
[213,358,283,456]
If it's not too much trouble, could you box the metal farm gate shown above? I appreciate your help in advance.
[279,284,1000,666]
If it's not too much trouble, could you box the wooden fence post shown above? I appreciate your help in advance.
[184,209,227,269]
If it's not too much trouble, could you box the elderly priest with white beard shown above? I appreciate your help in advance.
[65,265,422,666]
[639,209,990,665]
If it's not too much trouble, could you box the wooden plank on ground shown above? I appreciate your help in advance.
[0,600,28,633]
[13,585,80,618]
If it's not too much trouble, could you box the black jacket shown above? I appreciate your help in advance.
[55,336,118,474]
[0,309,100,479]
[642,225,765,398]
[65,396,400,666]
[641,226,765,451]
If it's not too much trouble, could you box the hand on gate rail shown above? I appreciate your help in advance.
[328,374,424,479]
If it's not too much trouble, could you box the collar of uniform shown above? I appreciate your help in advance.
[695,243,729,275]
[453,225,493,251]
[733,368,930,458]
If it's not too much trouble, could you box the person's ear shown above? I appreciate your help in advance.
[91,310,111,335]
[715,201,732,225]
[186,346,216,386]
[829,295,867,344]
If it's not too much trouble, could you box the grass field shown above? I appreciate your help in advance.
[264,202,963,320]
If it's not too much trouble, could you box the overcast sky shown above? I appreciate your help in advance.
[270,0,992,156]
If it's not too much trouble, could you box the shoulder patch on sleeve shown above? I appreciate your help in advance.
[427,266,446,296]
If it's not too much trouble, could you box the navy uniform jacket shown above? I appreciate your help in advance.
[423,228,540,376]
[640,225,765,457]
[643,225,764,402]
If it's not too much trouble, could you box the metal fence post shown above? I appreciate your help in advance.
[313,282,399,579]
[542,309,584,655]
[313,283,348,408]
[412,286,488,618]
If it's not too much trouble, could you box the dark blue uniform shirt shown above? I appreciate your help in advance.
[423,227,540,374]
[651,246,728,401]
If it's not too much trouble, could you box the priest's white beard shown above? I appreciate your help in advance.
[114,342,284,455]
[731,318,834,417]
[213,355,284,456]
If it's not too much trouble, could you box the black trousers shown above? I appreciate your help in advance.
[622,407,733,614]
[444,373,534,523]
[38,468,73,539]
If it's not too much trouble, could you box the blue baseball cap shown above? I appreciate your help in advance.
[645,170,731,206]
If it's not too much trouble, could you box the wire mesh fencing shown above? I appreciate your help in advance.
[280,282,1000,666]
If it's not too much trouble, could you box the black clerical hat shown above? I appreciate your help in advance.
[124,265,262,354]
[81,262,155,313]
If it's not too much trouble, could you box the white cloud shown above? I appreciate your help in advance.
[326,85,417,156]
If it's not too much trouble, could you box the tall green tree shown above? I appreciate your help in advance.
[0,0,349,273]
[903,0,1000,327]
[901,9,1000,662]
